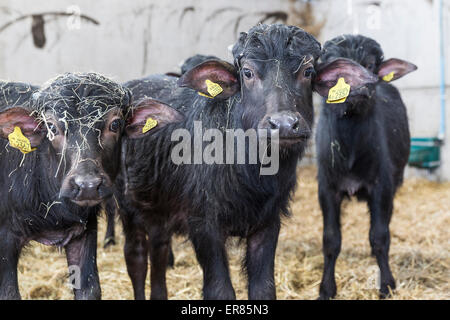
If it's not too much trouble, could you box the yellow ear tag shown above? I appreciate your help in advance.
[205,79,223,98]
[382,71,394,82]
[8,126,36,154]
[198,92,214,99]
[142,117,158,133]
[326,77,351,104]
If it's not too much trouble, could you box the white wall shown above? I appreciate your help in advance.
[312,0,450,181]
[0,0,449,180]
[0,0,291,82]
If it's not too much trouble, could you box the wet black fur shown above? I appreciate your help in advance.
[315,35,411,299]
[321,34,384,73]
[117,24,321,300]
[0,74,131,300]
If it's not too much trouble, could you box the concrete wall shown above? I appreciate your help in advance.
[312,0,450,181]
[0,0,292,82]
[0,0,449,180]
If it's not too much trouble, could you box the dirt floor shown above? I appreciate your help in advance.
[18,166,449,300]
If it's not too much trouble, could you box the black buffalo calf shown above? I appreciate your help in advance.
[313,35,417,299]
[117,24,322,300]
[0,74,158,299]
[101,54,221,249]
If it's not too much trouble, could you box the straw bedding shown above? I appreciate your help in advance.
[17,166,449,300]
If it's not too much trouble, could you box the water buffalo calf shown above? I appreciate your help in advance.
[313,35,417,299]
[0,73,159,299]
[101,54,221,249]
[116,24,322,300]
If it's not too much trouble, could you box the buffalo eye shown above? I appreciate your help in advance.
[47,123,58,136]
[303,67,315,79]
[109,119,122,133]
[242,68,253,79]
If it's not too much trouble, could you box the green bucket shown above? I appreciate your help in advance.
[408,137,441,169]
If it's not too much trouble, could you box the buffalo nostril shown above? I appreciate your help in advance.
[265,112,309,142]
[95,177,106,191]
[292,119,300,132]
[70,177,80,192]
[72,175,103,200]
[268,118,280,130]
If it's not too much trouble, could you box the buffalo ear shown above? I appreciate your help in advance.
[313,58,379,98]
[0,107,45,147]
[178,60,239,99]
[125,99,184,139]
[378,58,417,82]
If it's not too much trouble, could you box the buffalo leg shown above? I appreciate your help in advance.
[65,214,101,300]
[368,182,396,298]
[245,220,280,300]
[0,227,21,300]
[122,213,148,300]
[148,224,171,300]
[103,198,116,248]
[190,229,235,300]
[318,185,343,300]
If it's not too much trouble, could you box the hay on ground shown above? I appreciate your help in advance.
[18,166,450,300]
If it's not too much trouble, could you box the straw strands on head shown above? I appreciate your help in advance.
[31,72,130,142]
[24,73,131,176]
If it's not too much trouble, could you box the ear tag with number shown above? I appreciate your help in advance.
[326,77,351,104]
[142,117,158,133]
[382,71,395,82]
[198,79,223,99]
[8,126,36,154]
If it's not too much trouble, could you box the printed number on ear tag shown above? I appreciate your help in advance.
[205,79,223,98]
[382,71,395,82]
[142,118,158,133]
[326,77,351,104]
[8,126,36,154]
